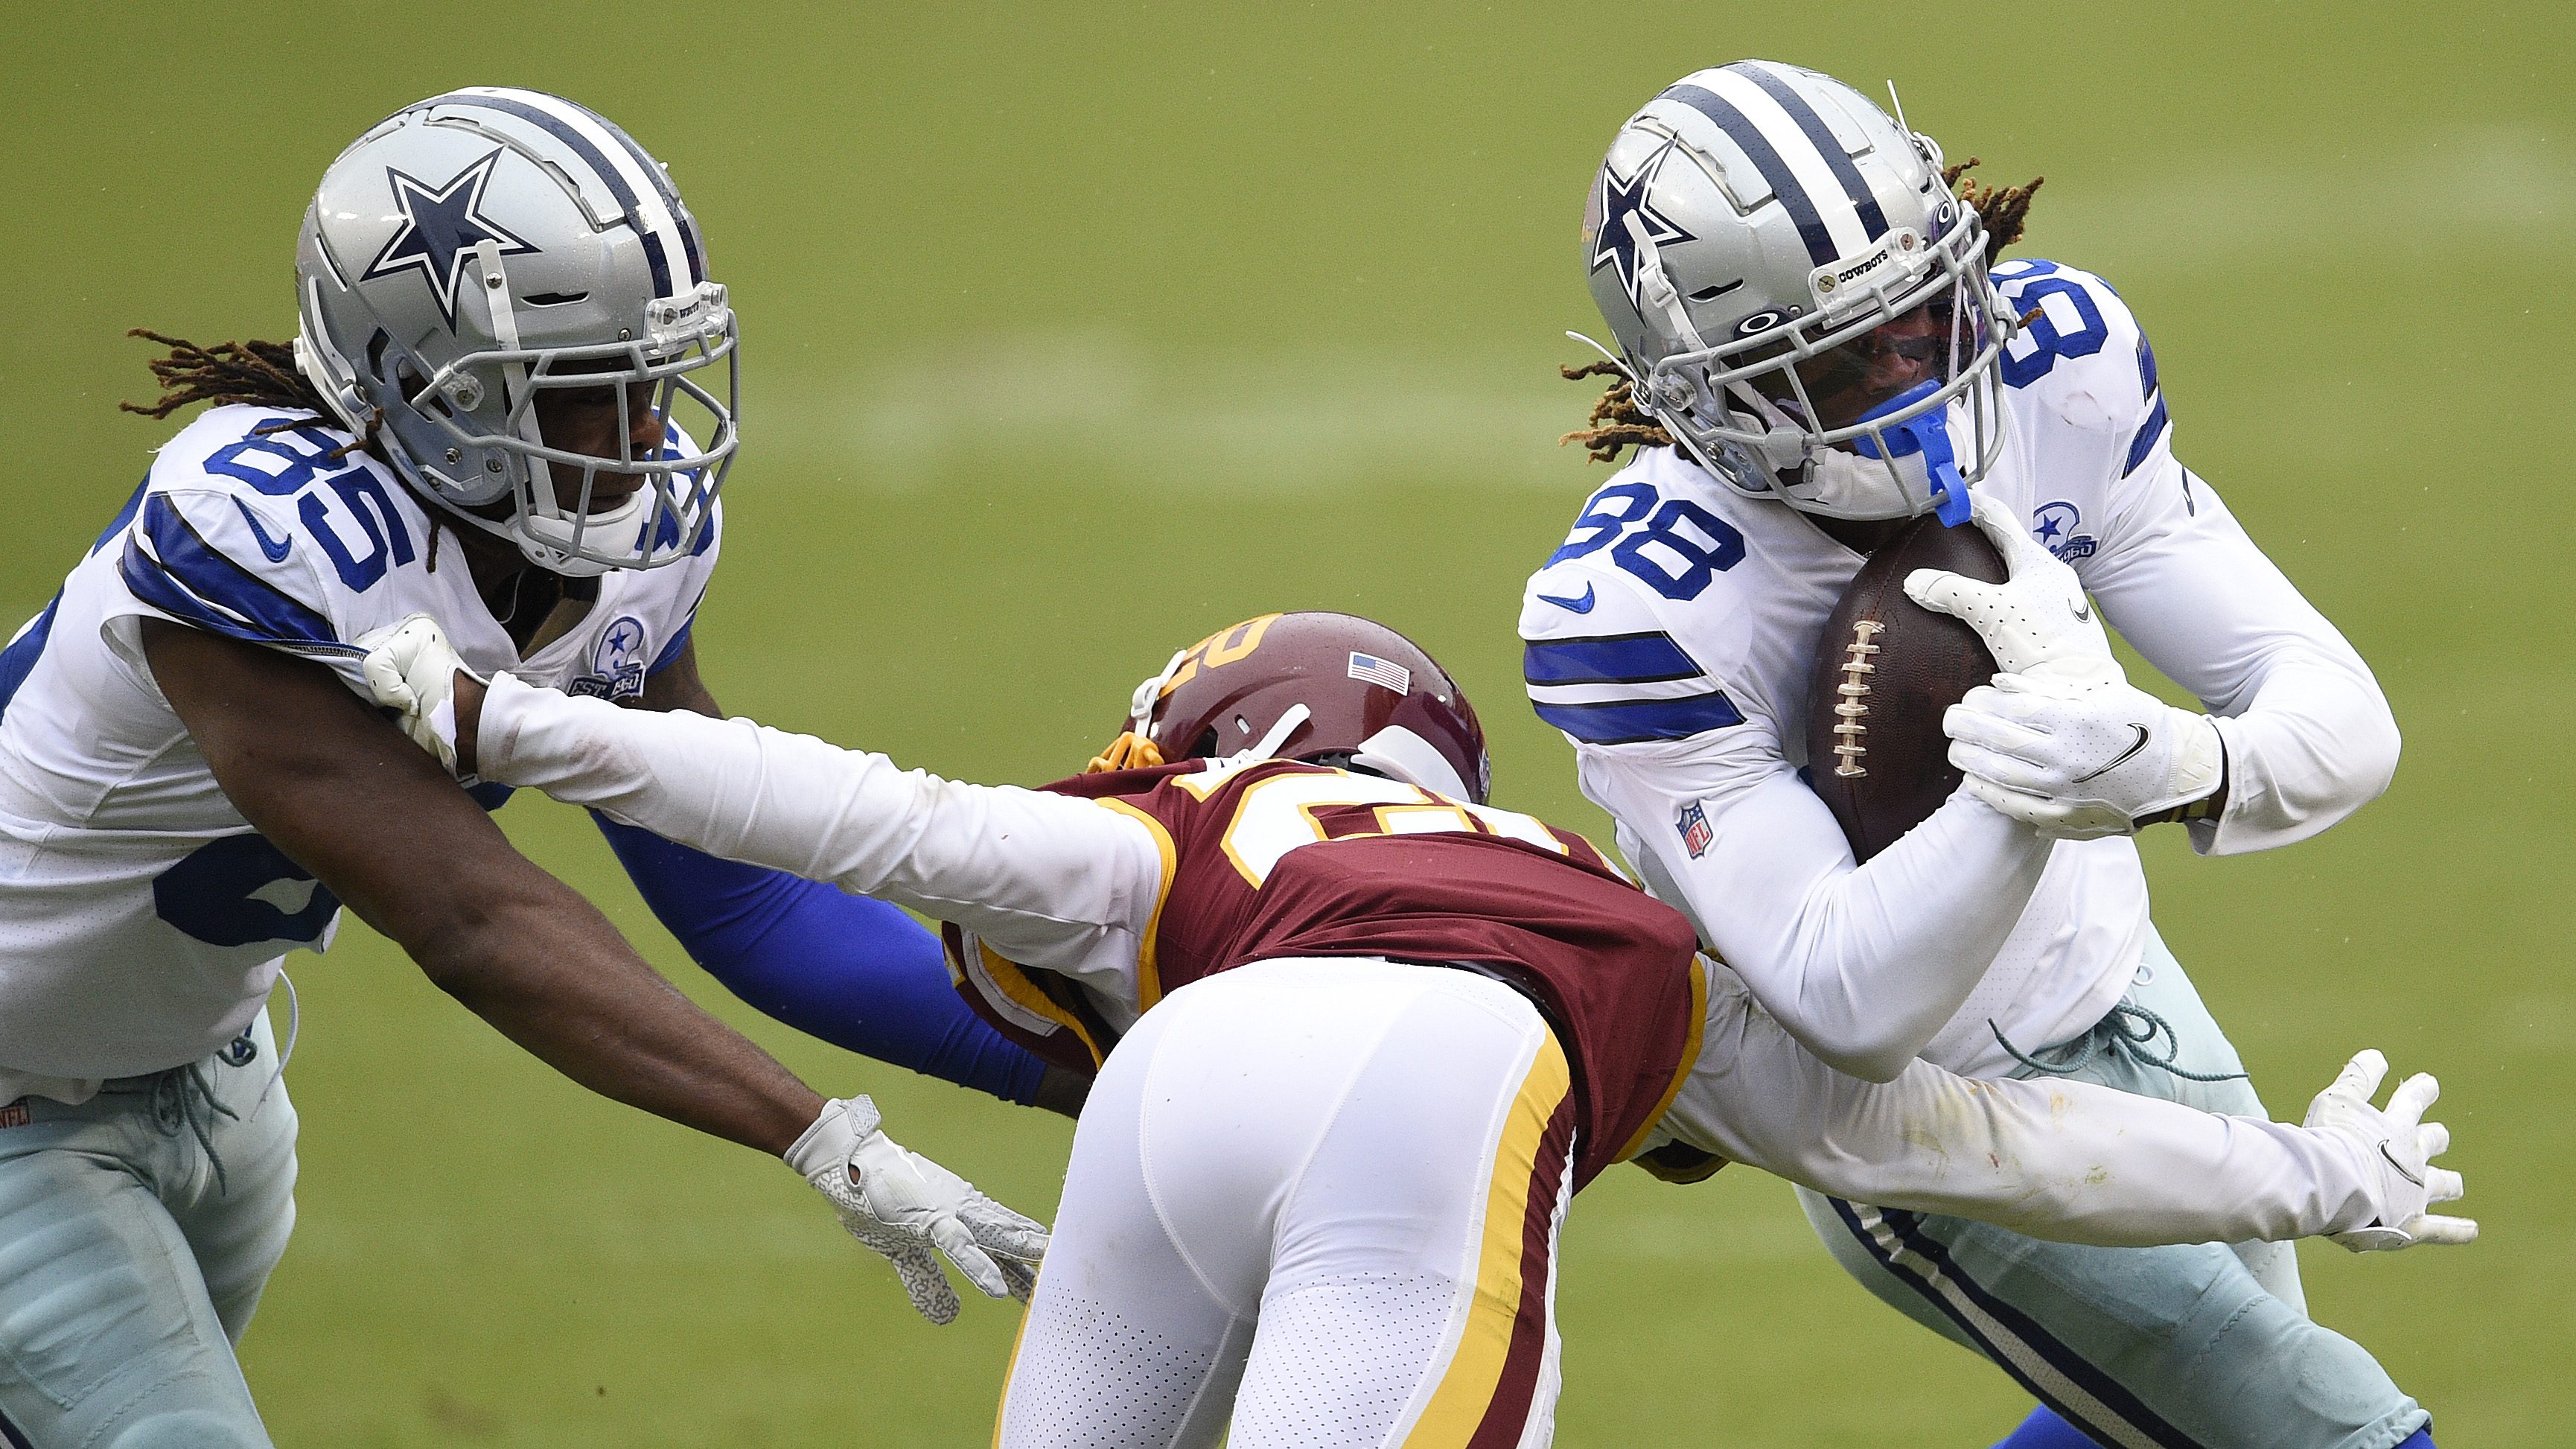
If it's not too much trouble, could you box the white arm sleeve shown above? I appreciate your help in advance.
[475,672,1166,987]
[1662,970,2379,1244]
[1578,724,2053,1083]
[2086,458,2399,856]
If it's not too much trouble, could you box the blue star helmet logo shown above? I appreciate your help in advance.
[1590,141,1695,312]
[361,149,540,330]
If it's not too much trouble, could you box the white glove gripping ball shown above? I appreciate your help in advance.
[786,1096,1050,1325]
[2301,1049,2475,1252]
[1903,494,2223,837]
[1901,490,2115,677]
[1942,669,2225,839]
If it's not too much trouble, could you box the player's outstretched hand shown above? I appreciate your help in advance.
[787,1096,1049,1325]
[357,612,482,777]
[1902,490,2114,678]
[2301,1049,2475,1252]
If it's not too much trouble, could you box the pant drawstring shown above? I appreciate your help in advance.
[147,1063,241,1195]
[1989,1001,2249,1085]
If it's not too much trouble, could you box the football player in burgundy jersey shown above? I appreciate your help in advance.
[358,608,2463,1449]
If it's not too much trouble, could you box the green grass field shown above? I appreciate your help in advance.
[5,4,2572,1442]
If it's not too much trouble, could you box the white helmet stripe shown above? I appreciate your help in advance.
[1697,69,1878,264]
[1654,82,1840,268]
[1724,62,1893,241]
[439,88,700,296]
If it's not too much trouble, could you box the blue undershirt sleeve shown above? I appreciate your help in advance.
[593,812,1048,1106]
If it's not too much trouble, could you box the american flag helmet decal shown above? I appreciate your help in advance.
[1348,652,1413,695]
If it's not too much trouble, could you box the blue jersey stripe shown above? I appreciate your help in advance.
[1523,633,1700,687]
[1534,690,1743,744]
[431,92,678,298]
[2135,334,2160,398]
[1660,84,1838,267]
[5,479,160,722]
[0,596,63,723]
[1724,63,1890,241]
[2122,393,2170,477]
[649,616,695,675]
[123,495,344,649]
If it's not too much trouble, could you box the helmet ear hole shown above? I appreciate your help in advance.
[1187,727,1221,760]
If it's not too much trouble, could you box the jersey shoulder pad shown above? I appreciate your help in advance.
[1520,471,1756,748]
[118,407,401,659]
[1990,260,2172,478]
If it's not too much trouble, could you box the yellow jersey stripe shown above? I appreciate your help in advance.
[1615,954,1712,1164]
[975,940,1106,1068]
[1092,796,1178,1011]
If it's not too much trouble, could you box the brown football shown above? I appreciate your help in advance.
[1804,514,2006,862]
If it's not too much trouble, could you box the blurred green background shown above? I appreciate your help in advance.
[5,3,2571,1443]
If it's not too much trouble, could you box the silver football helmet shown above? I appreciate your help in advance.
[1579,61,2015,523]
[294,88,736,574]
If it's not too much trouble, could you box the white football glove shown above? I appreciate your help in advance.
[1939,669,2225,840]
[787,1096,1048,1325]
[2301,1049,2475,1252]
[356,612,479,777]
[1902,489,2114,676]
[1904,492,2224,838]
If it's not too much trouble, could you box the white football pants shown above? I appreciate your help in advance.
[1798,929,2428,1449]
[995,956,1578,1449]
[0,1005,295,1449]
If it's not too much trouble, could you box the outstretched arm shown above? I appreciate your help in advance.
[451,663,1164,992]
[1660,968,2470,1249]
[608,644,1070,1112]
[146,620,1048,1324]
[145,618,824,1153]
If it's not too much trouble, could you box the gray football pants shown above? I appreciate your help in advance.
[0,1007,295,1449]
[1797,930,2428,1449]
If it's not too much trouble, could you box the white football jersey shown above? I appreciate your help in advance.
[1523,261,2397,1077]
[0,405,720,1094]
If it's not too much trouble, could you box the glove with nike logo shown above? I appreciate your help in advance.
[2301,1048,2475,1252]
[1904,491,2224,839]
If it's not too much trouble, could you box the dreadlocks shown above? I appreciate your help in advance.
[1560,157,2045,465]
[119,329,382,462]
[1557,360,1671,465]
[1941,157,2044,265]
[118,328,443,564]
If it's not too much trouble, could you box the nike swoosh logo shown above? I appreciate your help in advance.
[232,499,293,563]
[1537,584,1596,614]
[2071,725,2150,783]
[2071,596,2093,622]
[2379,1140,2426,1188]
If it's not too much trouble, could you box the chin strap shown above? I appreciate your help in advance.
[1626,212,1707,352]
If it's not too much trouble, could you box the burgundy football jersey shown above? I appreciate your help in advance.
[945,759,1706,1187]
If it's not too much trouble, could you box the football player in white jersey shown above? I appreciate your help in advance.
[0,91,1047,1448]
[1520,63,2453,1449]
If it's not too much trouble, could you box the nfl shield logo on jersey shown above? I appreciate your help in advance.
[1676,800,1714,859]
[570,615,650,701]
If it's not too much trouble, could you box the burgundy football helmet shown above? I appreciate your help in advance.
[1103,611,1493,804]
